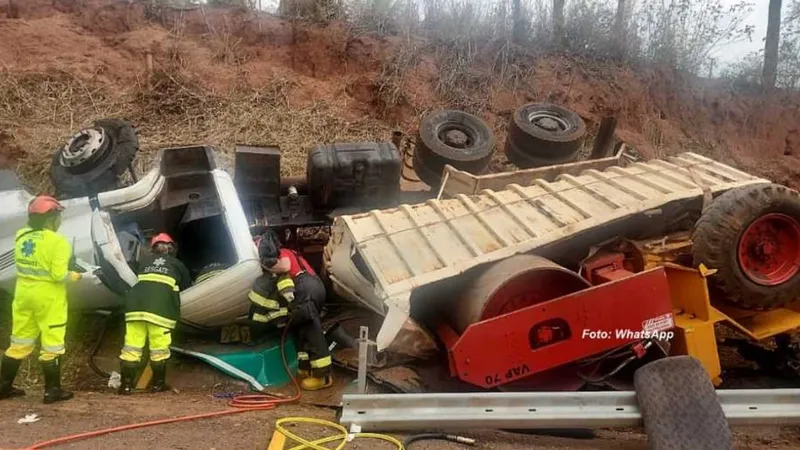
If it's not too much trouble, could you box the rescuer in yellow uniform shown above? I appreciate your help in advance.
[118,233,191,395]
[0,195,82,404]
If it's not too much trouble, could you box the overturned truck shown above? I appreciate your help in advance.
[323,151,784,357]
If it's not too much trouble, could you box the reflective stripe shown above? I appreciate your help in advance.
[297,352,309,360]
[125,312,177,329]
[150,349,170,355]
[248,291,280,309]
[277,277,295,302]
[276,277,295,292]
[10,336,36,345]
[252,308,288,324]
[252,313,270,323]
[6,345,34,360]
[16,265,52,280]
[137,273,179,291]
[42,344,65,353]
[122,345,143,354]
[196,270,223,284]
[310,356,332,369]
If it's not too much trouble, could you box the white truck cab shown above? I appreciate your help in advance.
[0,146,261,329]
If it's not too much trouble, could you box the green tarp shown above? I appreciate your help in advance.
[171,335,298,391]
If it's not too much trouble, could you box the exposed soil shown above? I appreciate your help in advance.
[1,0,800,192]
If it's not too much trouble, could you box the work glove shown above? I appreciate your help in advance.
[68,271,82,283]
[88,269,104,286]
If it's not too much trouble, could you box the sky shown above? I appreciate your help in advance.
[711,0,789,65]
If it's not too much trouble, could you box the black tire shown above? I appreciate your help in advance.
[692,183,800,310]
[504,140,577,168]
[50,119,139,198]
[634,356,731,450]
[413,110,495,186]
[505,103,586,169]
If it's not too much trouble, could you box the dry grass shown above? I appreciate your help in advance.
[0,0,762,192]
[130,59,392,174]
[434,41,493,114]
[1,60,393,191]
[375,40,420,113]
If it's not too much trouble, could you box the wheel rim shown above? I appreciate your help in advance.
[527,111,570,134]
[436,124,474,150]
[60,128,107,168]
[737,213,800,286]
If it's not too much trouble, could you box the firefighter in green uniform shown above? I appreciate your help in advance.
[117,233,191,395]
[0,195,81,404]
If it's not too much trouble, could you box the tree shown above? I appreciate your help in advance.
[763,0,783,88]
[553,0,565,48]
[279,0,339,22]
[512,0,524,45]
[612,0,627,61]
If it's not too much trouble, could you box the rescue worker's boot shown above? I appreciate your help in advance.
[300,371,334,391]
[149,361,171,393]
[0,355,25,400]
[42,359,73,404]
[118,361,138,395]
[296,352,311,380]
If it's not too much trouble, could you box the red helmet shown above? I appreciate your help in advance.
[28,195,64,215]
[151,233,174,246]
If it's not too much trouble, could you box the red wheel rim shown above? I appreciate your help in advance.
[737,213,800,286]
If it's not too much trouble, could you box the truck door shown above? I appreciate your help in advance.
[90,207,138,296]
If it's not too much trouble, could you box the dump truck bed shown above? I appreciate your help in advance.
[324,152,771,344]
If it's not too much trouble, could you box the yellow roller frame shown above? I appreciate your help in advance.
[664,263,800,386]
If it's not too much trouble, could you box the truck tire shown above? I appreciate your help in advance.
[692,183,800,310]
[505,103,586,169]
[50,119,139,198]
[634,356,731,450]
[413,110,495,186]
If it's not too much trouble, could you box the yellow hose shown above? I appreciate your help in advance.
[275,417,404,450]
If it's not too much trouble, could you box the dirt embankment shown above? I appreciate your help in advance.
[1,0,800,190]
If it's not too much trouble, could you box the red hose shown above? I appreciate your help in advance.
[24,325,301,450]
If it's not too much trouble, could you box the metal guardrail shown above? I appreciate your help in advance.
[340,390,800,431]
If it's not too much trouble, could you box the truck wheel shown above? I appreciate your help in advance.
[635,356,732,450]
[505,103,586,169]
[413,110,495,186]
[50,119,139,198]
[692,183,800,310]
